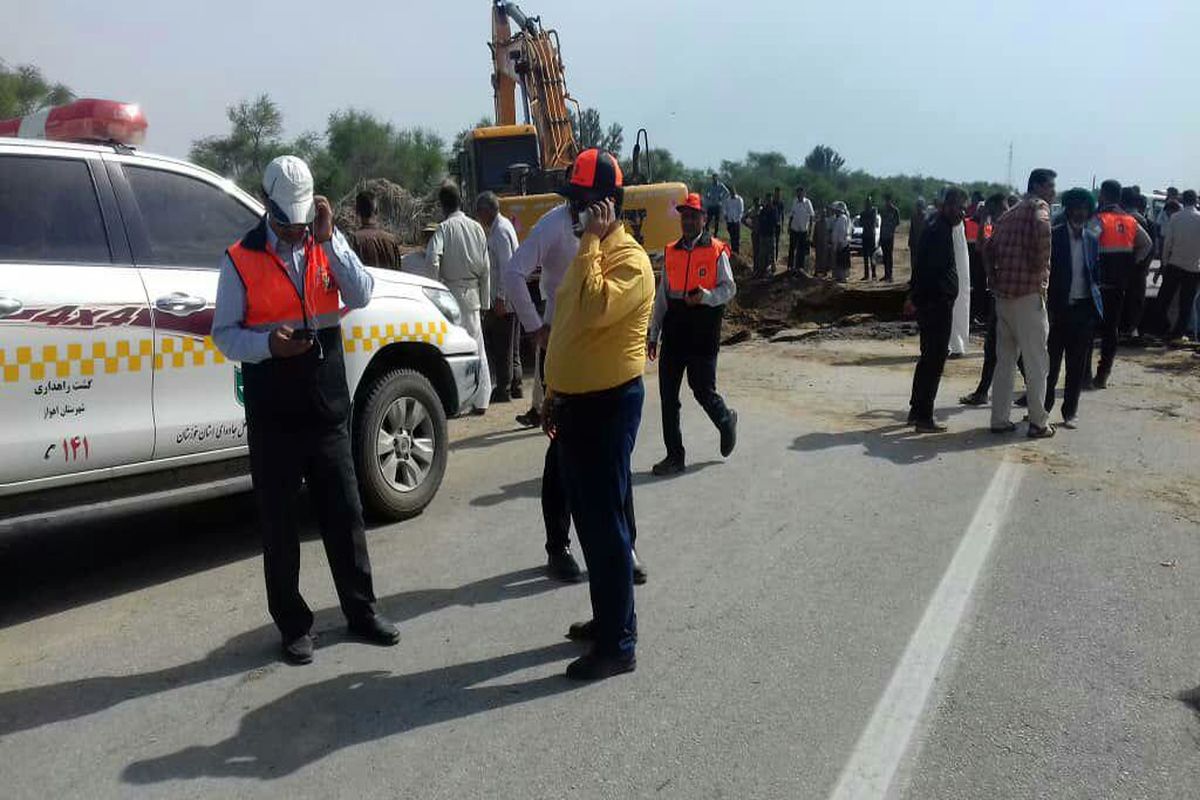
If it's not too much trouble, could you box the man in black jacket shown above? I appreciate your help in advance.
[907,187,967,432]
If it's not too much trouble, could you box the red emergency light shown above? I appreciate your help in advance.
[0,99,147,146]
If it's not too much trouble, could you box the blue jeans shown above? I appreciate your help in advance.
[554,378,644,657]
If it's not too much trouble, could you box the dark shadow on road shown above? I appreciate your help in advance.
[470,460,723,507]
[122,641,580,784]
[450,426,542,452]
[0,567,564,738]
[791,416,1017,465]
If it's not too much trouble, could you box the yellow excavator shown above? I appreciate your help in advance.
[458,0,687,249]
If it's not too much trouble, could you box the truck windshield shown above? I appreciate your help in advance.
[474,136,541,194]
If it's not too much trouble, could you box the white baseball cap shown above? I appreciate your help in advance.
[262,155,315,225]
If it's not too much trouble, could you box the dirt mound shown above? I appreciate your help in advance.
[726,271,909,341]
[334,178,437,245]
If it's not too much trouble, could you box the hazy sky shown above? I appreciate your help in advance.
[6,0,1198,192]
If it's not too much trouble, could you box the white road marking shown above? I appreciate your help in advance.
[828,459,1026,800]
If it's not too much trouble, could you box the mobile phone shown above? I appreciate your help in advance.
[289,328,316,342]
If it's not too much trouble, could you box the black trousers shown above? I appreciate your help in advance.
[1096,284,1127,377]
[861,234,877,278]
[658,337,730,462]
[706,207,722,236]
[1121,261,1151,334]
[881,236,895,281]
[788,230,810,273]
[910,303,953,421]
[543,438,637,555]
[243,345,376,640]
[1153,264,1200,338]
[754,234,776,276]
[1046,301,1097,419]
[728,221,741,254]
[968,244,986,322]
[483,310,517,397]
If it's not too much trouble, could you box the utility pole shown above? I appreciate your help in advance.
[1006,141,1014,191]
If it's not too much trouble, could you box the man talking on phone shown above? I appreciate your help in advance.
[647,193,739,477]
[213,155,399,665]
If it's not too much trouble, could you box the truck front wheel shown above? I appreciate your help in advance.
[353,369,448,521]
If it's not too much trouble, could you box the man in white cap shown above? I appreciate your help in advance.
[212,155,399,665]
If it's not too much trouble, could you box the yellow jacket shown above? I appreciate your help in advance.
[544,227,654,395]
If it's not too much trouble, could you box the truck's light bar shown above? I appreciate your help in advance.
[0,99,147,147]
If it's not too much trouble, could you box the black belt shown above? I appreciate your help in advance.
[553,377,641,403]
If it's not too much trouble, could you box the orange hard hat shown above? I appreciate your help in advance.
[676,193,704,213]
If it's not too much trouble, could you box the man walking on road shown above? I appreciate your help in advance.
[907,187,966,432]
[1091,180,1152,388]
[347,191,404,270]
[503,175,648,585]
[1154,189,1200,345]
[985,168,1058,438]
[543,148,654,681]
[647,193,739,476]
[961,194,1022,406]
[1045,188,1104,428]
[787,186,815,275]
[429,182,492,414]
[212,156,399,665]
[475,191,521,404]
[879,193,901,282]
[703,174,730,237]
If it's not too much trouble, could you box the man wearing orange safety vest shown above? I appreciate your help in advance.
[1090,179,1152,388]
[647,193,739,476]
[964,191,987,324]
[212,156,399,665]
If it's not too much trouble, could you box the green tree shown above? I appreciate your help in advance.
[571,107,623,155]
[804,145,846,177]
[189,95,288,191]
[0,62,75,118]
[322,109,446,198]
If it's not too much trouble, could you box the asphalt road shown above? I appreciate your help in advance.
[1,335,1198,799]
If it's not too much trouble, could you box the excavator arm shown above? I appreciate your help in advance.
[490,0,579,171]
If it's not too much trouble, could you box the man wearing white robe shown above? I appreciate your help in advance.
[949,219,972,355]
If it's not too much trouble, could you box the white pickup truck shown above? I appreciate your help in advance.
[0,132,481,532]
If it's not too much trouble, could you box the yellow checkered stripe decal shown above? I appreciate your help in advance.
[343,321,449,353]
[1,339,156,383]
[1,322,449,383]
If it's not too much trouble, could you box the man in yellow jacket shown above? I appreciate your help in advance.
[543,148,654,681]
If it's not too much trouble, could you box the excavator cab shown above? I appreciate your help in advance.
[459,124,568,200]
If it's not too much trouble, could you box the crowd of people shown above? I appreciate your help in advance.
[907,170,1198,436]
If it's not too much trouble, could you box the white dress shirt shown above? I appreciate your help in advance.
[723,194,745,223]
[789,197,815,232]
[486,213,519,304]
[1164,205,1200,273]
[1068,225,1089,300]
[502,203,579,333]
[427,210,491,311]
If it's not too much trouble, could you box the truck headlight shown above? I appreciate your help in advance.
[423,287,462,326]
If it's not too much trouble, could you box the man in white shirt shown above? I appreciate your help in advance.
[723,188,745,254]
[475,192,521,403]
[428,183,491,413]
[1156,189,1200,344]
[831,201,852,282]
[501,200,647,585]
[787,186,815,275]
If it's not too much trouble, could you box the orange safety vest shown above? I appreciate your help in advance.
[964,217,981,244]
[1095,210,1138,254]
[228,234,341,329]
[664,236,728,294]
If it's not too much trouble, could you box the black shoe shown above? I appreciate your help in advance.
[490,388,511,404]
[510,384,524,400]
[946,352,964,360]
[959,392,987,406]
[470,408,487,417]
[632,549,648,585]
[652,456,686,477]
[989,422,1018,434]
[1014,394,1028,408]
[348,614,401,646]
[1093,373,1108,390]
[567,619,595,641]
[719,410,738,458]
[565,649,637,681]
[515,408,541,428]
[913,419,947,433]
[282,634,314,665]
[547,549,584,583]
